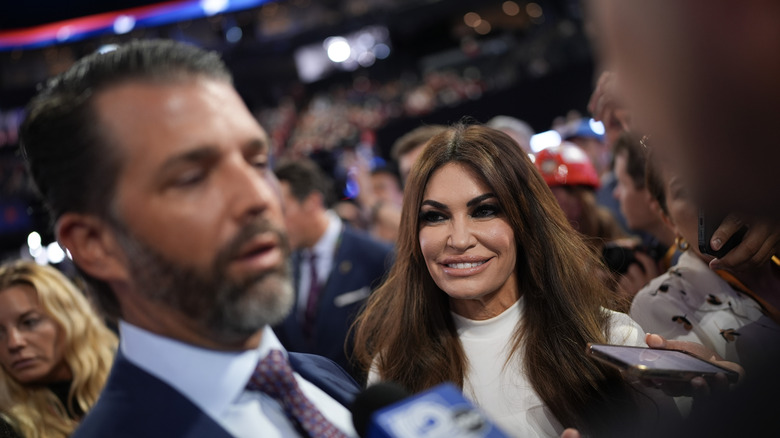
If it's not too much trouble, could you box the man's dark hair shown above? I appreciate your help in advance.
[390,124,448,161]
[612,131,648,190]
[21,39,232,220]
[19,39,233,320]
[645,149,668,216]
[274,158,336,208]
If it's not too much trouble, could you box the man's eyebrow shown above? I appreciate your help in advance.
[159,146,220,173]
[159,138,269,172]
[243,138,269,155]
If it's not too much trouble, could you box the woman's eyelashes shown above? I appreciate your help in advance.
[420,210,446,224]
[419,203,501,223]
[472,203,500,218]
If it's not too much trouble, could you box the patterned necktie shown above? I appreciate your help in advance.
[303,251,320,339]
[246,349,348,438]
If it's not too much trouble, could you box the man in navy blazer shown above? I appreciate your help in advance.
[273,159,393,382]
[20,40,359,437]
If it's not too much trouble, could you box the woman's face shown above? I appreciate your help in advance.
[418,162,518,318]
[0,284,71,384]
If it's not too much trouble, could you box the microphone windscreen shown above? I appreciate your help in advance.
[350,382,410,437]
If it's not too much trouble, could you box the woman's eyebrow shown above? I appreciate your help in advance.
[421,200,447,209]
[466,193,496,207]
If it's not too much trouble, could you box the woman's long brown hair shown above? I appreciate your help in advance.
[352,123,637,434]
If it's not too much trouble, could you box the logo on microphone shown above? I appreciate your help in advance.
[382,399,488,437]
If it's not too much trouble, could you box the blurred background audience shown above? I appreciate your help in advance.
[272,159,392,382]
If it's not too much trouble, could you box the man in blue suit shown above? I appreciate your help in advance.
[19,40,359,437]
[273,160,393,382]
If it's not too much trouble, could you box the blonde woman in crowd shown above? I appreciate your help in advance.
[0,260,117,438]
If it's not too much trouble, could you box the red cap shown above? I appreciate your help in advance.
[534,142,600,189]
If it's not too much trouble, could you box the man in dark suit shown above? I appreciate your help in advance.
[19,40,359,437]
[273,159,393,382]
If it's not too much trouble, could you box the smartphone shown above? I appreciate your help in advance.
[698,208,748,258]
[587,343,740,383]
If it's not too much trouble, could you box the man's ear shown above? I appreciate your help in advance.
[303,190,325,212]
[56,213,129,283]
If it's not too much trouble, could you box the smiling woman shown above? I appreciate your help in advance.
[352,123,655,437]
[0,260,117,438]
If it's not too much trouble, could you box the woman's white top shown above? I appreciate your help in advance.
[451,297,646,437]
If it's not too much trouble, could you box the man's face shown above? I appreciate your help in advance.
[612,152,655,232]
[278,181,310,250]
[399,144,424,186]
[371,172,403,207]
[94,77,293,342]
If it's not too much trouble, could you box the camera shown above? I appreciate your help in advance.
[602,243,641,275]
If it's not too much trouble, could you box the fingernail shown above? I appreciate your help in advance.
[710,260,721,270]
[712,238,722,250]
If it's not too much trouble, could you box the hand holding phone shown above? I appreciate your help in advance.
[698,208,748,258]
[587,344,740,384]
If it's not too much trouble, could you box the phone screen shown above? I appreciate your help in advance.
[588,344,739,382]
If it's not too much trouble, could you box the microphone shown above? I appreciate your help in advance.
[350,382,510,438]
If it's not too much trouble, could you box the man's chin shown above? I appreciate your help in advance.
[206,273,295,341]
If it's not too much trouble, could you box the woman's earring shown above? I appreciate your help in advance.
[675,236,690,251]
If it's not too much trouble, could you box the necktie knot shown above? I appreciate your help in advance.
[246,350,347,438]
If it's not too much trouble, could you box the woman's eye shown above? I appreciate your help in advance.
[472,204,500,218]
[21,317,41,329]
[419,210,446,223]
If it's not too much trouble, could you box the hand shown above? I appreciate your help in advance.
[644,333,744,398]
[616,250,660,302]
[587,71,631,144]
[560,428,581,438]
[708,215,780,271]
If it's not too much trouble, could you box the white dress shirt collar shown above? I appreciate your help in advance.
[119,321,281,420]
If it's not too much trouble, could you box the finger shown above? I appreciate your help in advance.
[712,225,769,270]
[613,108,632,132]
[646,335,719,361]
[588,71,612,113]
[690,376,710,398]
[709,214,745,252]
[561,428,582,438]
[645,333,667,349]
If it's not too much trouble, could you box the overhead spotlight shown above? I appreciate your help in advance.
[589,118,606,135]
[226,26,243,43]
[201,0,229,16]
[113,15,136,34]
[464,12,481,28]
[56,26,73,42]
[97,44,119,54]
[373,43,391,59]
[47,242,66,265]
[27,231,41,252]
[502,1,520,16]
[526,3,543,18]
[325,37,351,63]
[530,130,562,153]
[475,20,492,35]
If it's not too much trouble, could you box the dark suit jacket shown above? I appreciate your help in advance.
[274,226,393,381]
[73,350,360,438]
